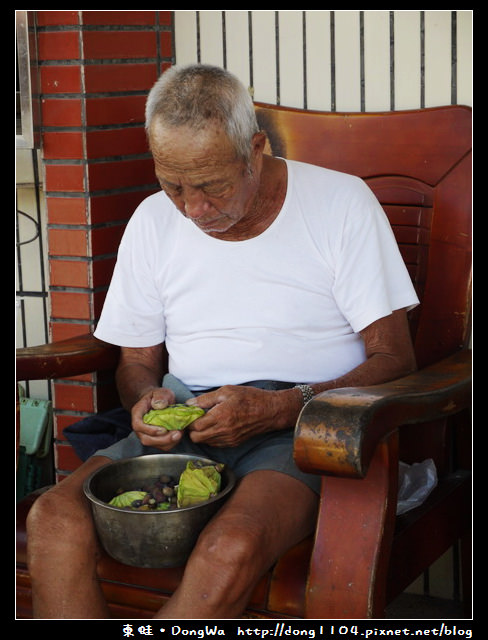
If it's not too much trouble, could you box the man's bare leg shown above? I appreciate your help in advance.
[26,455,112,619]
[27,463,318,619]
[154,470,319,619]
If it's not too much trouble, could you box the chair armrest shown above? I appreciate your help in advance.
[16,333,120,382]
[294,349,471,479]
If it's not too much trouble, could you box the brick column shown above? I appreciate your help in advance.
[36,10,173,479]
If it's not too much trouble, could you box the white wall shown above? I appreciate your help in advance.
[174,10,472,112]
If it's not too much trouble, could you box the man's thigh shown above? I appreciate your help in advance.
[199,469,319,562]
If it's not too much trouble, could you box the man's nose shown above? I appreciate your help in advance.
[183,188,210,219]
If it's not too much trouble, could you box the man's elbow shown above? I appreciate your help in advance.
[396,350,418,379]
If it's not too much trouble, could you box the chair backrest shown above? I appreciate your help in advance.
[255,104,472,370]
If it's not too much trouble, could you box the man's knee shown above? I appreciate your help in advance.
[26,486,95,557]
[176,520,260,613]
[193,514,266,576]
[27,458,109,550]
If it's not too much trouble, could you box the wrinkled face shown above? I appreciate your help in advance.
[149,121,264,238]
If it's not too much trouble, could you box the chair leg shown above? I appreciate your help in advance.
[304,434,399,619]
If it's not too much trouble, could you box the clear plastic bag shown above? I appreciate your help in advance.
[396,459,437,515]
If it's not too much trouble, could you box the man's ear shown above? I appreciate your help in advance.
[248,131,267,174]
[252,131,268,155]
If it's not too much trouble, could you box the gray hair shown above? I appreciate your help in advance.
[145,64,259,162]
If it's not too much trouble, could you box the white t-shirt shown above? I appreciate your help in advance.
[94,159,419,390]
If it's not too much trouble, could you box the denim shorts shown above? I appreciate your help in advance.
[94,428,321,495]
[92,374,322,495]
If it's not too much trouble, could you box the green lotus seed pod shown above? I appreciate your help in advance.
[143,404,205,430]
[108,491,148,508]
[177,461,222,508]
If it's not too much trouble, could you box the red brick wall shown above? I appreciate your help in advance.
[36,10,174,479]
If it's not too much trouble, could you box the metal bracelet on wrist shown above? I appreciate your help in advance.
[294,383,315,405]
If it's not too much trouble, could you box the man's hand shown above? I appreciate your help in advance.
[131,386,185,451]
[184,385,303,447]
[116,343,187,451]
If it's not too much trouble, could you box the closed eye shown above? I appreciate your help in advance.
[202,183,233,198]
[159,182,183,198]
[160,181,233,200]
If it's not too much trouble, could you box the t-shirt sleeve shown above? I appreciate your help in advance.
[94,209,166,347]
[331,179,419,333]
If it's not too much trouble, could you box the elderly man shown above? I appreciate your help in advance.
[26,64,418,619]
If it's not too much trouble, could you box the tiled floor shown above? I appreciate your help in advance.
[386,593,466,619]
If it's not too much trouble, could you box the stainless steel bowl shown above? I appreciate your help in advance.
[83,453,236,568]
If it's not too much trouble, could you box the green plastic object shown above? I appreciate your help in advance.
[19,397,52,456]
[17,397,53,501]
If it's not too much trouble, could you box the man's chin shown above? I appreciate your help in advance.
[193,217,233,234]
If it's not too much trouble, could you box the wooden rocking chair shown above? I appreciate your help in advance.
[16,103,472,619]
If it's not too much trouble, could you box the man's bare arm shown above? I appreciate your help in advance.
[309,307,417,395]
[116,343,167,411]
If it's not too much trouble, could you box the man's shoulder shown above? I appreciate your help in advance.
[286,159,370,209]
[286,158,364,192]
[128,190,176,228]
[136,189,169,213]
[121,190,180,250]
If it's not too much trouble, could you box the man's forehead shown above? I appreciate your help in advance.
[155,158,243,190]
[150,123,242,179]
[158,172,232,188]
[149,119,233,151]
